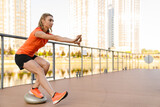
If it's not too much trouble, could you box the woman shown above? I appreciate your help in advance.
[15,13,82,104]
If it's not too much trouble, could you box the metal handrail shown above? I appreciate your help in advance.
[0,33,141,89]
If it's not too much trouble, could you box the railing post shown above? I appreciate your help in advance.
[52,43,55,80]
[135,54,136,69]
[1,36,4,89]
[91,48,93,75]
[138,55,141,69]
[81,47,83,77]
[31,73,34,84]
[136,54,138,69]
[138,54,139,69]
[126,53,127,70]
[133,54,136,69]
[117,52,119,71]
[99,49,101,73]
[112,51,114,72]
[135,54,137,69]
[122,52,123,70]
[129,53,130,70]
[132,54,133,69]
[106,50,108,71]
[69,45,71,78]
[148,54,149,69]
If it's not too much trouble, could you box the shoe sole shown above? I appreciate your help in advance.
[53,91,68,105]
[29,91,34,95]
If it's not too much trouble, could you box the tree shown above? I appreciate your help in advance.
[141,48,147,54]
[38,52,43,56]
[67,52,69,57]
[154,50,159,54]
[141,48,160,54]
[35,52,38,55]
[4,49,7,55]
[125,51,131,53]
[42,50,46,56]
[61,50,66,57]
[8,47,15,55]
[45,51,49,57]
[86,52,89,57]
[48,50,53,56]
[71,52,75,57]
[77,51,81,57]
[75,51,81,57]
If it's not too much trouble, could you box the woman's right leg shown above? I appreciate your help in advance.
[23,59,55,97]
[31,56,50,89]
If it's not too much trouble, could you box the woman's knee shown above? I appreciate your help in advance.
[36,67,45,76]
[44,61,50,71]
[46,61,50,68]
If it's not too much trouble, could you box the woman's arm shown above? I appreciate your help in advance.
[35,31,75,43]
[35,31,82,46]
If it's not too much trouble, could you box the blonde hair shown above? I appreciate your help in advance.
[38,13,53,33]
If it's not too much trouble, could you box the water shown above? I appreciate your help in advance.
[0,56,109,88]
[1,55,160,88]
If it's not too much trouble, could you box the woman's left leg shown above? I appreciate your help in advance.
[32,56,50,88]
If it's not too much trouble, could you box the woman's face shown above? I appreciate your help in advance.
[42,16,54,29]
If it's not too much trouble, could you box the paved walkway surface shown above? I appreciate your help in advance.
[1,69,160,107]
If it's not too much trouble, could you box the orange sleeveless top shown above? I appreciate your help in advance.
[16,27,49,57]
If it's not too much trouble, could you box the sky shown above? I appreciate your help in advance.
[31,0,160,51]
[31,0,70,36]
[140,0,160,50]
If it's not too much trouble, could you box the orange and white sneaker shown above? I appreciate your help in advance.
[52,91,68,104]
[29,88,44,99]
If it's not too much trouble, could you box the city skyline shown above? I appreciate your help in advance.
[31,0,160,51]
[0,0,31,50]
[31,0,140,52]
[69,0,106,49]
[107,0,140,53]
[0,0,159,52]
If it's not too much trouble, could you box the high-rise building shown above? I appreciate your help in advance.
[98,0,106,49]
[132,0,140,53]
[108,5,115,49]
[69,0,88,47]
[0,0,31,51]
[107,0,140,53]
[69,0,107,49]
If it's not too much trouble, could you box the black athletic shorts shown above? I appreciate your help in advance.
[15,54,37,70]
